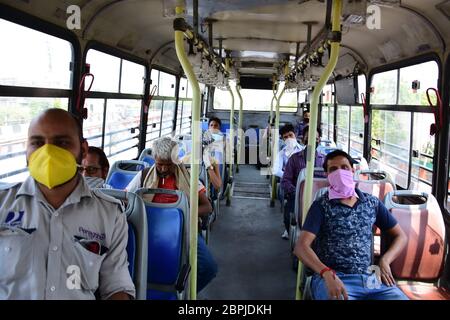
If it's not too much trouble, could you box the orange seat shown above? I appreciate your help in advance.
[383,191,448,300]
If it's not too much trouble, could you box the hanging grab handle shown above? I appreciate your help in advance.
[76,66,94,120]
[426,88,443,136]
[361,92,368,124]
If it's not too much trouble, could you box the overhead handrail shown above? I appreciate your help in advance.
[296,0,343,300]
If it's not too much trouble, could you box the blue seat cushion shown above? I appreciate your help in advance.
[126,225,136,279]
[146,206,184,285]
[107,172,138,189]
[147,289,177,300]
[143,156,155,166]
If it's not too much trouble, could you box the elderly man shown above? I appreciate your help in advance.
[0,109,135,300]
[126,136,218,293]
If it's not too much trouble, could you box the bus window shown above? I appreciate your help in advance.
[120,60,145,95]
[181,101,192,134]
[371,110,411,189]
[371,70,398,105]
[336,105,350,153]
[161,100,176,137]
[357,75,367,104]
[146,99,162,148]
[83,99,105,148]
[104,99,141,163]
[0,19,72,89]
[410,113,435,193]
[0,98,68,183]
[399,61,439,106]
[321,104,330,140]
[0,19,72,183]
[86,50,121,93]
[349,106,364,156]
[150,69,160,95]
[280,91,298,112]
[159,72,176,97]
[179,77,188,98]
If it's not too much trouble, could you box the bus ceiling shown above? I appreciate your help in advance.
[0,0,449,79]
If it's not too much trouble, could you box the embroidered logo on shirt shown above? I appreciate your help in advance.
[78,226,105,241]
[4,211,25,227]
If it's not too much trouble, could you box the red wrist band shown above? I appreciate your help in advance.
[320,267,336,279]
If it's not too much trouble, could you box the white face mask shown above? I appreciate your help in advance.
[284,138,298,156]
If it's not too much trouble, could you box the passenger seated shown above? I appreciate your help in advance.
[81,146,112,189]
[280,126,325,239]
[294,150,408,300]
[0,109,135,300]
[125,137,218,293]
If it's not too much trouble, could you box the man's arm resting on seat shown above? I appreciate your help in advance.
[108,292,132,300]
[198,191,213,217]
[294,231,348,300]
[379,224,407,286]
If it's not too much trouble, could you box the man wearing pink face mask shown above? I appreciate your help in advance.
[294,150,408,300]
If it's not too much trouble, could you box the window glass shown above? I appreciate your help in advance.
[104,99,140,162]
[146,99,162,147]
[83,99,105,148]
[329,105,335,141]
[336,105,350,153]
[399,61,439,106]
[159,72,176,97]
[410,113,435,193]
[181,101,192,134]
[280,91,298,112]
[371,70,398,105]
[370,110,411,188]
[161,100,176,137]
[0,19,72,89]
[357,74,367,104]
[298,91,308,104]
[0,97,68,182]
[150,69,160,96]
[120,60,145,95]
[214,88,295,112]
[86,50,121,93]
[321,105,330,140]
[349,106,364,157]
[179,78,188,98]
[322,84,333,104]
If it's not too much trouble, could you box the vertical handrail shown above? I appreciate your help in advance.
[226,83,235,205]
[236,85,244,170]
[174,4,200,300]
[271,83,286,205]
[295,0,343,300]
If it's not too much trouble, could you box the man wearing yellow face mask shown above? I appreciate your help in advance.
[0,109,135,300]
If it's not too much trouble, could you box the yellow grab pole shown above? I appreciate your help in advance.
[271,82,285,205]
[236,85,243,171]
[174,4,200,300]
[226,83,235,205]
[295,0,343,300]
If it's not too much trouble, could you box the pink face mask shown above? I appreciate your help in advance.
[327,169,357,200]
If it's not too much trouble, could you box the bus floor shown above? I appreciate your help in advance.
[199,165,297,300]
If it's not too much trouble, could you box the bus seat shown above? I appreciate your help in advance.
[382,190,449,300]
[352,156,369,171]
[354,170,396,201]
[290,168,329,259]
[139,148,155,166]
[106,160,149,190]
[135,188,190,300]
[96,189,148,300]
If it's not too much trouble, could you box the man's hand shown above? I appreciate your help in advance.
[323,272,349,300]
[379,257,396,286]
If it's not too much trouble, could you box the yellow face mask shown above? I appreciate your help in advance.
[28,144,78,189]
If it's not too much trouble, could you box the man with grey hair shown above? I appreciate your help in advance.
[126,136,218,293]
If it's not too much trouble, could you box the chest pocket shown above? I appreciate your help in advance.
[72,241,106,291]
[0,227,35,284]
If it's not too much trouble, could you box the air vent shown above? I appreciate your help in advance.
[241,61,275,69]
